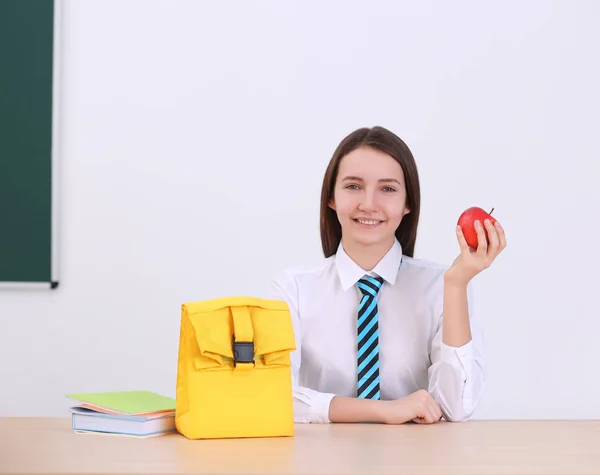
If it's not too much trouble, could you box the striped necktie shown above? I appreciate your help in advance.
[356,275,384,400]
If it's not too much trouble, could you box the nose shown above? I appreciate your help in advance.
[358,189,378,213]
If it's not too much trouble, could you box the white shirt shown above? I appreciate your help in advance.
[269,238,485,423]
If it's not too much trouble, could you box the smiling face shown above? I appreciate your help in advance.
[329,146,410,253]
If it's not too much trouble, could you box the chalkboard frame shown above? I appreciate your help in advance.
[0,0,62,290]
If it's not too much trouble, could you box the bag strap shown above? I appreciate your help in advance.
[231,305,254,372]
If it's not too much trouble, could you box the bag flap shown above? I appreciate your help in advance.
[182,296,295,369]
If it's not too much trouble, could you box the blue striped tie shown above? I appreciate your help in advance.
[356,275,384,400]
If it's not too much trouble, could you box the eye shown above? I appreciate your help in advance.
[382,186,396,192]
[345,184,361,190]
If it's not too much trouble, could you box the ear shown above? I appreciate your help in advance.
[328,199,336,211]
[403,207,410,216]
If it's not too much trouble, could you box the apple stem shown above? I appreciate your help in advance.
[489,207,495,215]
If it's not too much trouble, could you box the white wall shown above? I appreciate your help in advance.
[1,0,599,418]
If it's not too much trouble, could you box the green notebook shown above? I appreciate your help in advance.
[66,390,176,415]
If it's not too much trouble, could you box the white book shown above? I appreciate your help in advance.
[70,407,176,437]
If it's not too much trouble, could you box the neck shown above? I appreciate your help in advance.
[342,237,394,271]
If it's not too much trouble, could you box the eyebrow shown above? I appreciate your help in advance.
[341,176,402,185]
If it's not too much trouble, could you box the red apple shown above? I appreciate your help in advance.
[457,207,497,249]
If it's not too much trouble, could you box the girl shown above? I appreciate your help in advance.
[270,126,506,424]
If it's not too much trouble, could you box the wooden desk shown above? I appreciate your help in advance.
[1,418,599,475]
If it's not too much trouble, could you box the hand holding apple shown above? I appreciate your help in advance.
[457,207,497,249]
[445,206,507,286]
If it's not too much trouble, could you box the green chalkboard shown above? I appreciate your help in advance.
[0,0,59,288]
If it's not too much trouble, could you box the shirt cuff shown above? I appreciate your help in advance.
[294,388,336,424]
[440,339,474,382]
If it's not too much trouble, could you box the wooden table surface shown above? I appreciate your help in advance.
[1,418,599,475]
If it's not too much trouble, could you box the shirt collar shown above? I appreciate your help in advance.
[335,239,403,291]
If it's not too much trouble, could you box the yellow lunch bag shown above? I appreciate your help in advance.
[175,296,296,439]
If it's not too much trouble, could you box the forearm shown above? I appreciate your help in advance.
[442,277,472,347]
[329,396,402,424]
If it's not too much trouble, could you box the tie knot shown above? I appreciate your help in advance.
[357,275,384,297]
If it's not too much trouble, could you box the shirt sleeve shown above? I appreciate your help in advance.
[428,282,485,422]
[269,269,336,424]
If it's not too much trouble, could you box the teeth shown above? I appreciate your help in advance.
[357,219,380,225]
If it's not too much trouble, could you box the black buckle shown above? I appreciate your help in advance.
[232,335,254,366]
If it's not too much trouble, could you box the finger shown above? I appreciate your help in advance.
[456,225,471,254]
[422,404,437,424]
[412,416,429,424]
[430,403,442,423]
[485,219,500,255]
[429,401,442,422]
[495,221,507,250]
[475,220,488,257]
[427,398,442,422]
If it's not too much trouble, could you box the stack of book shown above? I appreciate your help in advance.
[66,390,176,438]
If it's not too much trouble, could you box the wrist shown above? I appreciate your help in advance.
[444,271,470,289]
[376,400,394,424]
[329,396,392,423]
[360,398,391,424]
[379,398,413,425]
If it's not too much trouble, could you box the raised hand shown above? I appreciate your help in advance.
[446,219,507,286]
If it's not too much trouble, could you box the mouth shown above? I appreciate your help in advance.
[353,218,385,228]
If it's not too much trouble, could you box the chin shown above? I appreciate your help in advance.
[356,238,390,248]
[347,231,392,248]
[341,220,397,247]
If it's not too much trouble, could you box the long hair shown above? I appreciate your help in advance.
[319,126,421,257]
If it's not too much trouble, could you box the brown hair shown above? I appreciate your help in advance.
[319,126,421,258]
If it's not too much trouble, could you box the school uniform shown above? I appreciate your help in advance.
[269,238,484,423]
